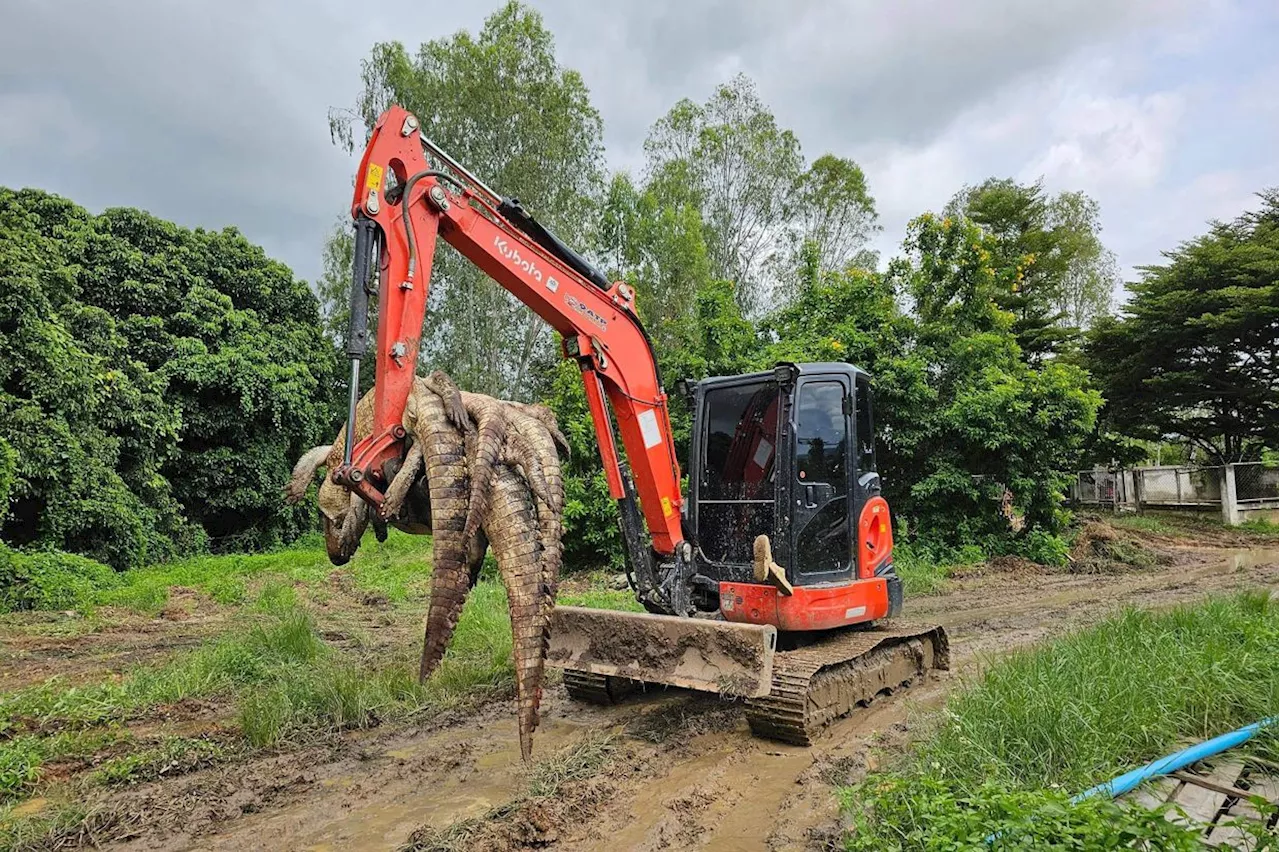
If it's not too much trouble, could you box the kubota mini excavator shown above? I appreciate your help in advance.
[333,106,948,744]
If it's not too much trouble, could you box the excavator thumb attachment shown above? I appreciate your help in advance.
[547,606,777,699]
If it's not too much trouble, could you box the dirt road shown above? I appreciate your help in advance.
[90,530,1276,852]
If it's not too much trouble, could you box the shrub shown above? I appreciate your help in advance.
[0,543,120,612]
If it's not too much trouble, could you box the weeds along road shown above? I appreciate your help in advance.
[90,527,1276,852]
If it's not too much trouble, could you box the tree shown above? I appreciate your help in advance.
[1051,191,1117,329]
[0,188,338,567]
[886,213,1102,546]
[1086,190,1279,463]
[947,179,1117,359]
[772,154,880,300]
[315,219,355,347]
[644,74,804,314]
[330,1,604,400]
[643,76,879,314]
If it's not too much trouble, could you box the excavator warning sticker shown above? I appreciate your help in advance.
[365,163,384,191]
[661,496,673,517]
[638,409,662,449]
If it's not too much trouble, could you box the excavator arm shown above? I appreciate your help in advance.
[333,105,690,607]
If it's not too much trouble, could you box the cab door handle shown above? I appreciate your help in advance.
[804,484,817,508]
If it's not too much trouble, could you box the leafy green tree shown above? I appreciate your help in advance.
[315,219,355,347]
[644,74,804,314]
[888,213,1102,543]
[762,214,1100,551]
[948,179,1116,358]
[331,1,604,400]
[644,75,878,314]
[0,188,337,567]
[771,155,880,300]
[1086,190,1279,463]
[0,436,14,519]
[599,173,708,355]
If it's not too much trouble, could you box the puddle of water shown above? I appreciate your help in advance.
[1227,548,1278,571]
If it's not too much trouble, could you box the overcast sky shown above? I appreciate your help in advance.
[2,0,1275,299]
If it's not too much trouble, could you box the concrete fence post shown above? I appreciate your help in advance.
[1221,464,1240,526]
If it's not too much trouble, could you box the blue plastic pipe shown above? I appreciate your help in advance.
[1071,717,1277,803]
[985,717,1277,845]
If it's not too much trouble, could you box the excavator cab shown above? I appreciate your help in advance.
[683,362,902,627]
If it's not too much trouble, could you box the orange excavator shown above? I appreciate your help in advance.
[333,106,947,744]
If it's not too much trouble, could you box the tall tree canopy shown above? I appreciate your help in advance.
[643,74,878,314]
[947,179,1117,358]
[1086,190,1279,463]
[330,0,605,400]
[0,188,337,568]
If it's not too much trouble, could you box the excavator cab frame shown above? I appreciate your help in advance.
[683,363,902,630]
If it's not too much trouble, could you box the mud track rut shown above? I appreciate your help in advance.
[102,544,1276,852]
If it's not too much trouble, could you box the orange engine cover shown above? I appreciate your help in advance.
[719,577,890,631]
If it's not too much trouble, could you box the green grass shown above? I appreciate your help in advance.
[89,736,232,787]
[1238,516,1280,536]
[557,576,644,612]
[0,611,326,735]
[238,582,516,747]
[0,530,438,617]
[0,800,104,852]
[0,729,130,802]
[892,543,983,596]
[1109,510,1279,539]
[93,531,435,614]
[840,591,1279,850]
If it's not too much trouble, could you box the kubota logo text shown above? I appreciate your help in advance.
[494,236,544,284]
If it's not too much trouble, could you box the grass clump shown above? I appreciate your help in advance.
[557,573,643,612]
[0,801,108,852]
[403,732,618,851]
[841,592,1278,850]
[524,731,616,798]
[0,611,324,734]
[239,581,515,747]
[0,728,130,802]
[89,737,231,787]
[0,544,121,613]
[843,776,1207,851]
[892,543,982,596]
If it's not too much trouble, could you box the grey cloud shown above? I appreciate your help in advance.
[0,0,1266,290]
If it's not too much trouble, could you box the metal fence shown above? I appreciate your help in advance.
[1072,462,1278,524]
[1072,469,1130,506]
[1234,462,1279,506]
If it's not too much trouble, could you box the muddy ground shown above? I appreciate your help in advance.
[6,519,1277,852]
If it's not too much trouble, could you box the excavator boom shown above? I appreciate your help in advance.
[336,105,684,559]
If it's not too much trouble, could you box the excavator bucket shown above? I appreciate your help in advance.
[547,606,777,698]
